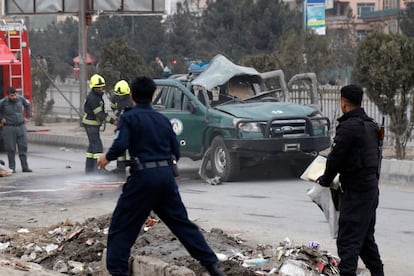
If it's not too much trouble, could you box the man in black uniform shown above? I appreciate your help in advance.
[82,74,115,174]
[0,87,32,173]
[98,76,225,276]
[110,80,134,173]
[317,84,384,276]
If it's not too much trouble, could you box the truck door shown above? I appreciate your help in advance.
[152,83,206,157]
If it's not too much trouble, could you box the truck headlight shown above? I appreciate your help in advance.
[241,122,262,132]
[311,115,328,136]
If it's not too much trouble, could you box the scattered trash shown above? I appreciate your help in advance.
[0,242,10,250]
[242,257,269,267]
[17,228,30,233]
[279,259,318,276]
[0,214,340,275]
[85,239,95,246]
[0,162,13,177]
[53,259,68,273]
[67,227,83,241]
[308,241,320,251]
[44,243,59,254]
[216,253,228,261]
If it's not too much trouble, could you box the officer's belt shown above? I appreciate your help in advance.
[137,160,170,170]
[4,122,24,126]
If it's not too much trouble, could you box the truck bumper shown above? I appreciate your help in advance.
[224,136,331,159]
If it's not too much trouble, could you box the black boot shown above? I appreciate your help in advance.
[205,262,225,276]
[85,158,98,174]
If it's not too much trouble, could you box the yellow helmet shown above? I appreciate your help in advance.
[89,74,106,89]
[114,80,130,96]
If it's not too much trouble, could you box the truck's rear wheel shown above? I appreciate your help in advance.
[210,136,240,182]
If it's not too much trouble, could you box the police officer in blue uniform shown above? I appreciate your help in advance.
[0,87,32,173]
[317,85,384,276]
[98,76,225,276]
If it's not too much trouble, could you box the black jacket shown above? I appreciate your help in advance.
[82,89,114,126]
[321,107,380,192]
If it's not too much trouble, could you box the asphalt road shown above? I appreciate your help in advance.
[0,144,413,275]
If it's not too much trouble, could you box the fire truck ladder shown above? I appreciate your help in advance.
[0,19,25,95]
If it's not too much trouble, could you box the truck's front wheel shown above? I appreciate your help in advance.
[210,136,240,182]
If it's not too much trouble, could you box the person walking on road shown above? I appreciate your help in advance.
[98,76,225,276]
[82,74,115,174]
[110,80,134,173]
[0,87,32,173]
[317,84,384,276]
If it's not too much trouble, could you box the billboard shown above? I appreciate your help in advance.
[3,0,165,15]
[306,0,326,35]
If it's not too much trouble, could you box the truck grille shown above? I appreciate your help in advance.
[268,119,308,138]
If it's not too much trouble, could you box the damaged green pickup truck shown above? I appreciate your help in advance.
[153,54,331,181]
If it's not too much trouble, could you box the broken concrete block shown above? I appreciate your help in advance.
[132,255,195,276]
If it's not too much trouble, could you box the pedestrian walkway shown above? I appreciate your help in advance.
[26,120,116,149]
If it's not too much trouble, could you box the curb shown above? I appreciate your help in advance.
[380,159,414,185]
[28,132,114,149]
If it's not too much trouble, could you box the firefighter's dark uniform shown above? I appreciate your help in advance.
[82,88,114,173]
[319,107,384,276]
[110,93,133,169]
[0,93,31,172]
[104,104,219,276]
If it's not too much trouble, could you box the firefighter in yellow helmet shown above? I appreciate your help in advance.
[82,74,116,174]
[110,80,134,174]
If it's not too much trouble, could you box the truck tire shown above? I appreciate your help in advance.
[210,136,240,182]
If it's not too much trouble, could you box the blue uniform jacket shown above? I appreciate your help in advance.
[106,104,180,163]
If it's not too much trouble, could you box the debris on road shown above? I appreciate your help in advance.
[0,160,12,177]
[0,214,341,275]
[198,147,222,185]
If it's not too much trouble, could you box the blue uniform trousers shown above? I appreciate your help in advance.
[106,166,218,276]
[2,124,29,171]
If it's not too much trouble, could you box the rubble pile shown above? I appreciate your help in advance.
[0,214,340,275]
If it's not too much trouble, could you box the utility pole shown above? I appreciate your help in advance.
[78,0,88,121]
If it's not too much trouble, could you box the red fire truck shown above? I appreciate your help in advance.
[0,19,32,101]
[0,19,32,151]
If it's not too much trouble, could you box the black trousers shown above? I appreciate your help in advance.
[106,166,218,276]
[337,189,384,276]
[84,125,103,173]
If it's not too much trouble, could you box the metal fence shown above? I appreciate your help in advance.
[45,81,113,120]
[290,85,392,145]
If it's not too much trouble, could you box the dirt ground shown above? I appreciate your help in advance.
[0,213,341,275]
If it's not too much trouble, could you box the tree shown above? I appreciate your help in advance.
[400,1,414,38]
[88,15,166,64]
[98,38,151,93]
[29,18,78,81]
[31,57,53,126]
[196,0,301,61]
[353,32,414,159]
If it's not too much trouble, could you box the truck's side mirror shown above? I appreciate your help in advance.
[187,101,197,114]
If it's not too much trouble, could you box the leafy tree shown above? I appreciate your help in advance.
[31,57,53,126]
[29,18,78,81]
[197,0,301,60]
[400,1,414,38]
[98,38,151,94]
[353,32,414,159]
[88,15,166,64]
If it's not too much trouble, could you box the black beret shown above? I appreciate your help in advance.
[340,84,363,106]
[6,87,16,94]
